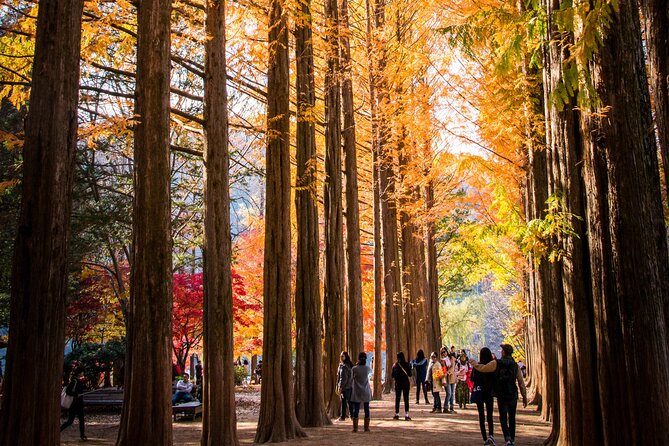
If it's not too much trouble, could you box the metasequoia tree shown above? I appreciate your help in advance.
[116,0,173,443]
[577,1,669,442]
[365,0,384,399]
[201,0,238,444]
[294,0,330,427]
[254,0,306,439]
[323,0,346,417]
[340,0,364,357]
[0,1,84,444]
[638,0,669,199]
[372,0,404,391]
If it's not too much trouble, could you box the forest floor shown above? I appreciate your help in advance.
[61,385,551,445]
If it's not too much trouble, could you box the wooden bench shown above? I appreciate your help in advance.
[172,401,202,421]
[82,388,124,409]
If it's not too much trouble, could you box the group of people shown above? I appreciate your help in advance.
[336,351,373,432]
[336,344,527,446]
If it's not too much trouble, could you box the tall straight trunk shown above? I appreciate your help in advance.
[294,0,330,427]
[399,202,416,358]
[423,179,441,353]
[340,0,364,357]
[639,0,669,200]
[117,0,173,443]
[366,0,384,400]
[255,0,305,440]
[323,0,346,418]
[201,0,238,444]
[0,2,84,444]
[542,1,600,438]
[578,2,669,443]
[373,0,405,390]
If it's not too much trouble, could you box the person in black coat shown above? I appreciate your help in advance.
[61,368,87,441]
[411,349,430,405]
[391,352,413,420]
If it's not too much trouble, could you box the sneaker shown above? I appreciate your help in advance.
[337,416,346,421]
[430,408,437,413]
[405,416,411,421]
[80,437,87,442]
[415,401,420,404]
[451,408,457,414]
[442,407,448,413]
[393,415,400,420]
[484,437,496,446]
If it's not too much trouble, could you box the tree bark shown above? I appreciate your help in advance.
[0,1,84,444]
[323,0,346,418]
[254,0,306,440]
[294,0,330,426]
[201,0,238,444]
[372,0,405,391]
[638,0,669,200]
[366,0,384,399]
[116,0,173,444]
[578,2,669,442]
[340,0,364,358]
[423,179,441,353]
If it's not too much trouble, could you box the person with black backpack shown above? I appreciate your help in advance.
[391,352,413,420]
[470,344,527,446]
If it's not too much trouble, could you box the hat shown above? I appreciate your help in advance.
[500,344,514,355]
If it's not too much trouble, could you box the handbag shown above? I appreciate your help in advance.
[61,387,74,409]
[470,384,482,404]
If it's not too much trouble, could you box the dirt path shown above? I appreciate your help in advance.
[61,388,550,445]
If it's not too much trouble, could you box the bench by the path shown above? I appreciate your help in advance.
[172,401,202,421]
[82,388,124,408]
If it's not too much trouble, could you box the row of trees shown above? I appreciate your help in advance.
[0,0,458,444]
[441,1,669,443]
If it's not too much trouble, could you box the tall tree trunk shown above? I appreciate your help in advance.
[323,0,346,418]
[0,1,84,444]
[373,0,405,390]
[423,179,441,353]
[578,2,669,443]
[366,0,384,399]
[201,0,238,444]
[639,0,669,200]
[254,0,306,440]
[340,0,364,358]
[294,0,330,427]
[116,0,173,443]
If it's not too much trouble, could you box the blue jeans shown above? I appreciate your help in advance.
[351,401,370,419]
[498,398,518,441]
[172,391,193,404]
[432,391,441,409]
[445,383,455,408]
[341,388,352,418]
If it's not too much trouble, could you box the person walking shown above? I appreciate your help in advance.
[471,344,527,446]
[60,368,87,441]
[336,351,354,421]
[471,347,496,445]
[455,352,471,409]
[411,349,430,405]
[426,352,443,413]
[441,347,456,413]
[350,352,373,432]
[391,352,413,420]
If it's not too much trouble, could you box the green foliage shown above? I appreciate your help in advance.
[234,365,248,386]
[64,340,125,389]
[521,192,581,263]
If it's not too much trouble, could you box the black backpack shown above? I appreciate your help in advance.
[494,357,518,400]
